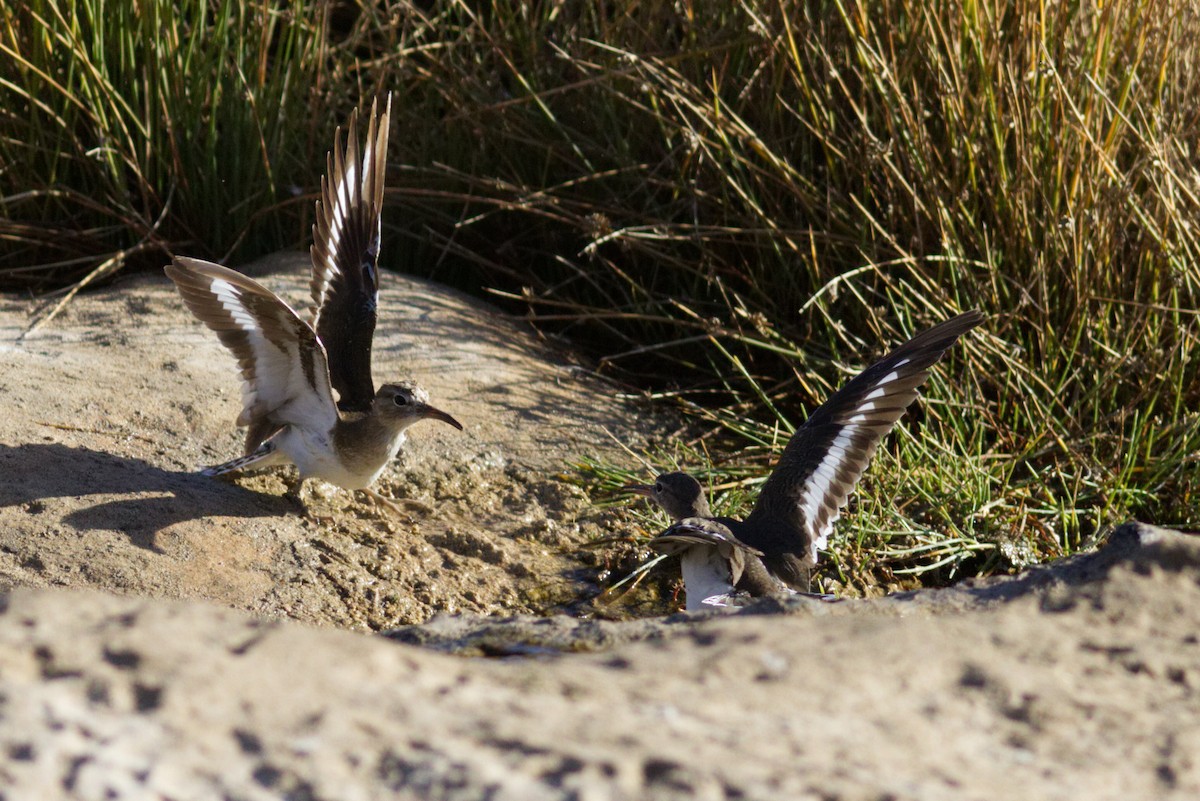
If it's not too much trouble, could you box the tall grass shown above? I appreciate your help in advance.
[387,0,1200,580]
[1,0,358,290]
[3,1,1199,586]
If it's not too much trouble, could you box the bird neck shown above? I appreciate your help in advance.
[663,493,712,520]
[332,410,408,467]
[688,497,713,518]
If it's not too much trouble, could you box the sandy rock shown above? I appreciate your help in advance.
[0,523,1197,800]
[0,254,653,628]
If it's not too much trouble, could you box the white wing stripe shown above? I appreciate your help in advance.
[812,463,838,483]
[315,154,357,317]
[211,278,252,327]
[211,275,334,430]
[326,159,356,276]
[362,138,374,187]
[799,425,860,559]
[168,259,340,439]
[865,359,915,399]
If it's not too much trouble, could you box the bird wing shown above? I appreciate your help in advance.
[166,257,338,453]
[650,518,763,585]
[649,519,764,558]
[309,94,392,412]
[651,518,790,608]
[743,311,985,572]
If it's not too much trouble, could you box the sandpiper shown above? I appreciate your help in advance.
[166,95,462,513]
[628,311,984,609]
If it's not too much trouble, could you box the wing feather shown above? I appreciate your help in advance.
[649,519,765,558]
[743,311,984,576]
[310,95,392,412]
[166,256,338,454]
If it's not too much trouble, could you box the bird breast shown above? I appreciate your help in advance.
[679,546,738,611]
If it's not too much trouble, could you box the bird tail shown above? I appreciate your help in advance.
[200,441,285,477]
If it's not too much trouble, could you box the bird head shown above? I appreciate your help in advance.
[374,382,463,432]
[625,471,712,520]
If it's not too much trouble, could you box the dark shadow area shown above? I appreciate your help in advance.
[0,442,294,550]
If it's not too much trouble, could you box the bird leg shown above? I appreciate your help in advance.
[284,474,307,507]
[360,487,431,519]
[285,475,335,525]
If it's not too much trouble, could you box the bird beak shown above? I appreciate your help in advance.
[623,483,655,497]
[418,404,464,431]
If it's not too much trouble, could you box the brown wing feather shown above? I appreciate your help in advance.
[742,311,985,585]
[309,95,392,412]
[166,257,338,454]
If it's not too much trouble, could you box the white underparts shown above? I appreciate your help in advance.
[680,546,737,612]
[271,425,407,490]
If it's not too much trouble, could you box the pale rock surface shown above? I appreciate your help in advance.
[0,524,1196,800]
[0,254,651,629]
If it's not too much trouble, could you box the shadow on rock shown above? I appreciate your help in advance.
[0,442,292,550]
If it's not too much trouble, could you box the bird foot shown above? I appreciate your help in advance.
[360,488,429,521]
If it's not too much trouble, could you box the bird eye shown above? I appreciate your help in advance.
[654,482,663,492]
[393,394,408,406]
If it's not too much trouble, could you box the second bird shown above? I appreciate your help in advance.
[629,311,983,610]
[165,95,462,514]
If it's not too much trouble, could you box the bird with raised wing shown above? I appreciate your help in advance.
[627,311,984,610]
[165,95,462,514]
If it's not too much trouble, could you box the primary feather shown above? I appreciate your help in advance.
[310,95,392,412]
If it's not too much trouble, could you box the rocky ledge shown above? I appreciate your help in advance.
[0,522,1197,800]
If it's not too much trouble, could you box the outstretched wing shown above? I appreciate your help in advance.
[166,257,338,454]
[309,94,392,412]
[743,311,985,582]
